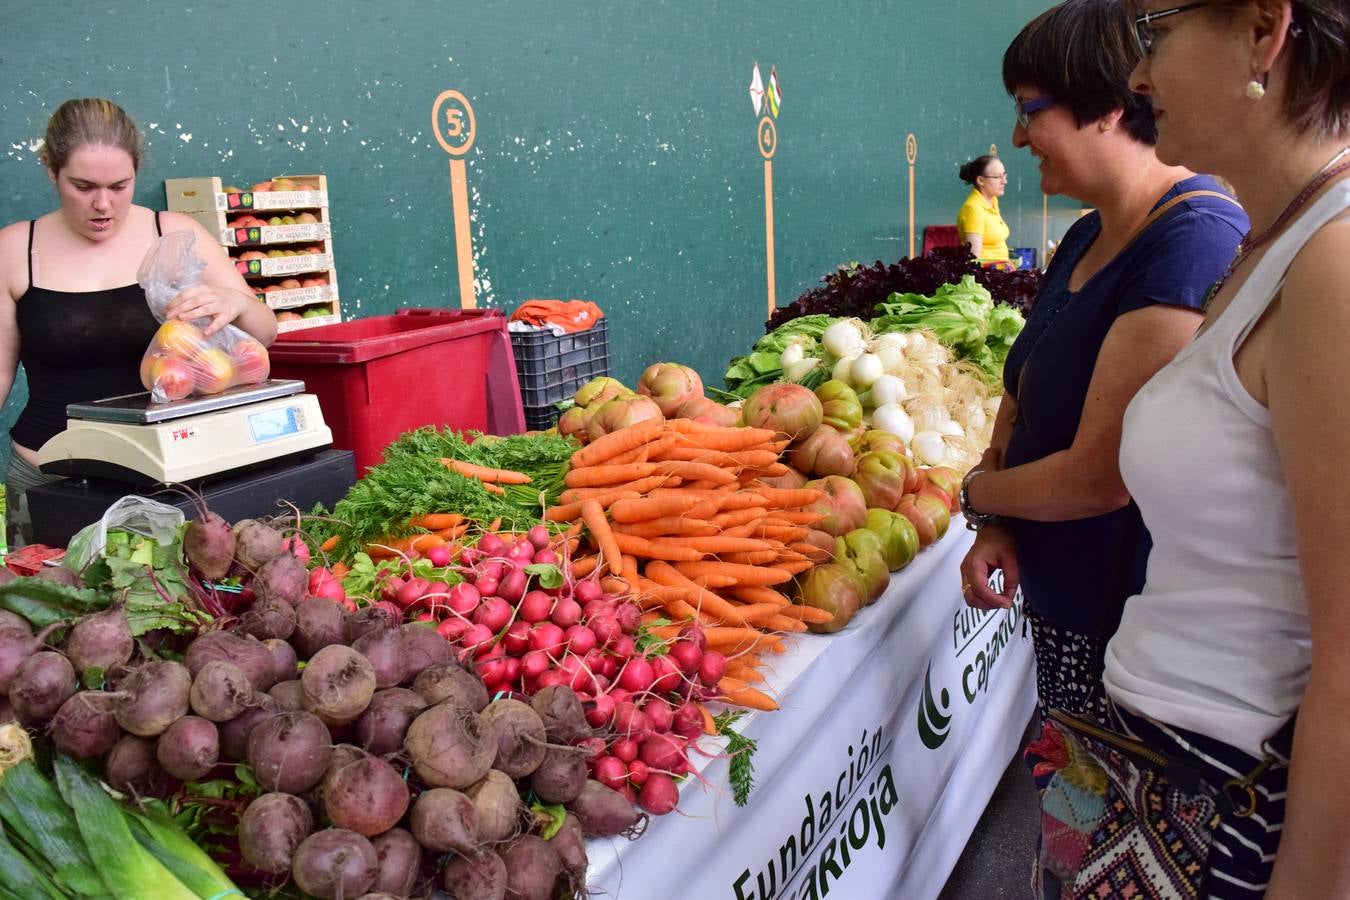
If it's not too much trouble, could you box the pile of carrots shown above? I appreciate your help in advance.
[546,418,836,713]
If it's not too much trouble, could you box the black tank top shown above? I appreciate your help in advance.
[11,213,164,450]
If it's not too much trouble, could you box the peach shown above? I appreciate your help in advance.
[194,347,235,394]
[154,319,208,358]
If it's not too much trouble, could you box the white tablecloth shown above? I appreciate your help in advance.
[586,527,1037,900]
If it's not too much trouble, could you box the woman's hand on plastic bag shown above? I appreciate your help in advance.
[164,283,250,337]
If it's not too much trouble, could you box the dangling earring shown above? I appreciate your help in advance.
[1246,74,1267,100]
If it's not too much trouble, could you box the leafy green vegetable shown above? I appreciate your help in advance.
[524,564,564,590]
[77,525,208,636]
[307,428,578,558]
[713,711,759,807]
[725,314,836,397]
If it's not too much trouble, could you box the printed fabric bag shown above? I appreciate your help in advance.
[1027,708,1215,898]
[1025,705,1288,900]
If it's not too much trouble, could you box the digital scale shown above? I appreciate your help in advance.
[37,379,333,485]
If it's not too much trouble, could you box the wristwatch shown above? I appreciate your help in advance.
[959,469,1003,531]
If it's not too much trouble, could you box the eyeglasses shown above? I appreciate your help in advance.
[980,173,1009,181]
[1132,2,1207,57]
[1015,95,1056,128]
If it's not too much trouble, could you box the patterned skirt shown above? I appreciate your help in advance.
[1026,608,1111,723]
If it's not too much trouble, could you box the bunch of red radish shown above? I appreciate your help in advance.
[354,524,731,818]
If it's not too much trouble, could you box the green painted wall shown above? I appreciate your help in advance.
[0,0,1073,462]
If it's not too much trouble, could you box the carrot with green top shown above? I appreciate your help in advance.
[571,421,666,468]
[409,512,464,530]
[439,458,532,484]
[611,533,703,562]
[560,474,678,504]
[609,494,703,523]
[674,560,794,586]
[545,490,643,522]
[580,499,622,575]
[564,462,658,488]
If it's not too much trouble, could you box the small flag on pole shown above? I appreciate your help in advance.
[749,63,764,115]
[767,66,782,117]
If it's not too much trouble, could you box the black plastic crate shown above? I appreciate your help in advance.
[522,403,566,432]
[510,319,610,411]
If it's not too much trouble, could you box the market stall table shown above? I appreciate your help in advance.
[586,527,1035,900]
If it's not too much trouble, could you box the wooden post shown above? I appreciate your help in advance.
[906,133,918,259]
[759,116,778,317]
[432,89,478,309]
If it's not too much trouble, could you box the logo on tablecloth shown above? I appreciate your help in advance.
[916,591,1026,750]
[732,727,899,900]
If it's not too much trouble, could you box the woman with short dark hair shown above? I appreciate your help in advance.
[957,0,1247,725]
[956,154,1011,263]
[1090,0,1350,894]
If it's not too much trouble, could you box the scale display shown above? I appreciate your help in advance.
[248,405,304,443]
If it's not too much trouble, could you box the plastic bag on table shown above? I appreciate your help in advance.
[136,231,270,404]
[64,496,185,574]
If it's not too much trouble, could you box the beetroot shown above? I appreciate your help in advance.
[411,661,488,712]
[399,624,453,682]
[109,660,191,737]
[234,519,285,571]
[294,598,346,659]
[185,632,277,692]
[482,699,546,778]
[291,828,379,900]
[268,680,305,711]
[219,704,281,761]
[410,787,478,854]
[547,813,588,881]
[405,703,497,790]
[500,834,563,900]
[467,769,521,844]
[263,638,299,683]
[344,606,395,644]
[50,690,120,757]
[239,792,313,874]
[0,611,30,634]
[0,624,60,695]
[247,711,334,793]
[236,599,296,641]
[530,685,588,743]
[36,567,82,588]
[323,752,410,837]
[254,552,307,606]
[104,734,176,797]
[369,828,421,898]
[301,645,377,725]
[10,650,76,721]
[442,852,507,900]
[529,745,589,804]
[566,779,645,836]
[185,511,236,580]
[355,688,426,755]
[63,606,133,675]
[155,715,219,781]
[353,626,406,690]
[189,660,253,722]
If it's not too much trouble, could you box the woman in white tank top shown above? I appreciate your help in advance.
[1103,1,1350,896]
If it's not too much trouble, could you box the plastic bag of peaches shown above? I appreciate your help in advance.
[135,231,270,404]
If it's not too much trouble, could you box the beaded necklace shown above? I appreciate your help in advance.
[1203,146,1350,311]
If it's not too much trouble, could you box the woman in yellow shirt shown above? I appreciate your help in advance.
[956,155,1011,262]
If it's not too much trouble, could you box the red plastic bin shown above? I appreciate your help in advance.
[267,308,525,473]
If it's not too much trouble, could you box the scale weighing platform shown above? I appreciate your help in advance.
[38,379,332,485]
[28,379,357,548]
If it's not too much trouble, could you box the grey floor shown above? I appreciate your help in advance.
[936,716,1041,900]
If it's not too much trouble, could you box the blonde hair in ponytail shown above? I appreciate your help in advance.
[41,98,142,174]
